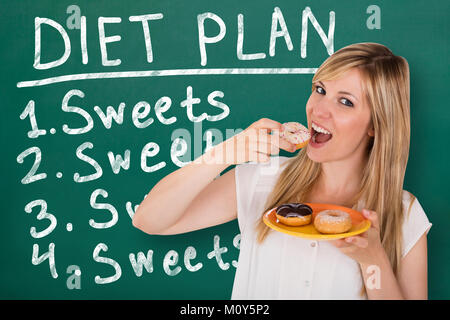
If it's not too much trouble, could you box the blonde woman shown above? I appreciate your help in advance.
[133,43,432,300]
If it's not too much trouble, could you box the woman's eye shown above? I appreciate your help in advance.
[340,98,354,107]
[314,85,354,107]
[315,85,325,94]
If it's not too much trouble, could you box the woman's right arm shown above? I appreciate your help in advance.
[132,118,296,235]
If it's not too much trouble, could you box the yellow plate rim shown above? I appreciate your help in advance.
[263,203,371,240]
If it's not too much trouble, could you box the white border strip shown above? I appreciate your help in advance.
[16,67,318,88]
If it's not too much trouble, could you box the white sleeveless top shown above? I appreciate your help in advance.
[231,156,432,300]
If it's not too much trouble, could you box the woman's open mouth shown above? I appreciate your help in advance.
[310,122,333,147]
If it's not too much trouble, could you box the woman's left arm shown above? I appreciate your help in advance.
[396,233,428,299]
[331,209,428,300]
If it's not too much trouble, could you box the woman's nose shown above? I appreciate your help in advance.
[311,100,332,119]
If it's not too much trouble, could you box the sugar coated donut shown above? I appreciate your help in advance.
[280,122,311,149]
[314,210,352,234]
[275,203,313,226]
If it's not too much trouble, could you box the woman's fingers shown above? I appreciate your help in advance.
[362,209,380,232]
[332,235,368,250]
[248,151,271,163]
[331,239,348,248]
[345,236,368,248]
[249,127,296,154]
[250,118,298,152]
[251,118,284,133]
[272,130,297,152]
[248,140,278,162]
[230,118,297,164]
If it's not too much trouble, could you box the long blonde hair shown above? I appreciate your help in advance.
[256,43,411,278]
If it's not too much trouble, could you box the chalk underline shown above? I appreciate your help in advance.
[16,67,318,88]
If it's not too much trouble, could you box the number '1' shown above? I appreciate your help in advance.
[20,100,46,138]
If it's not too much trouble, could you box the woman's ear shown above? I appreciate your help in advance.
[368,126,374,137]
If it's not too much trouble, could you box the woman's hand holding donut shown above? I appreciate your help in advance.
[330,209,385,265]
[205,118,298,165]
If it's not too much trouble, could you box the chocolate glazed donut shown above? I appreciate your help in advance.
[275,203,313,226]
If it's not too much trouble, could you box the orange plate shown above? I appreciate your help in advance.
[263,203,371,240]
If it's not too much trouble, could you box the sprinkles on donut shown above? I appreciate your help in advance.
[279,122,311,149]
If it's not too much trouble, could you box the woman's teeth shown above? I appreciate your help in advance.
[311,122,331,134]
[310,122,333,144]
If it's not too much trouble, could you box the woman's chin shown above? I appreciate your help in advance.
[306,146,323,163]
[306,145,331,163]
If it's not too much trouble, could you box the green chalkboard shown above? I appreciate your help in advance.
[1,0,449,299]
